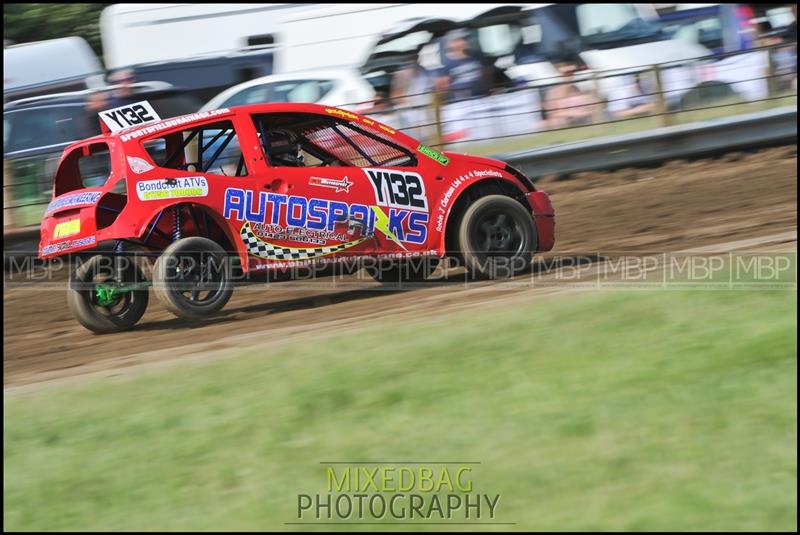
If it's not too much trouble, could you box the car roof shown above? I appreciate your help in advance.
[3,37,102,95]
[4,81,175,111]
[94,102,418,147]
[200,69,365,108]
[219,69,362,90]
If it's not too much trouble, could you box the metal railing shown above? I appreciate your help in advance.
[3,42,797,233]
[354,42,797,148]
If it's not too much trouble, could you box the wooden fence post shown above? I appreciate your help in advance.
[432,89,444,149]
[652,63,669,127]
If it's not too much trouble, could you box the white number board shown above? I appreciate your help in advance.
[99,101,161,133]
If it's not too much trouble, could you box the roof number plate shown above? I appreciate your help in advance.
[99,101,161,133]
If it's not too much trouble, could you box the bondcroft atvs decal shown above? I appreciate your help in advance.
[136,177,209,201]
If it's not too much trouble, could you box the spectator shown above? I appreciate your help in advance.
[106,68,137,108]
[543,61,600,128]
[786,4,797,42]
[434,29,487,102]
[390,49,434,107]
[84,89,109,134]
[390,49,435,140]
[607,72,657,119]
[85,89,108,114]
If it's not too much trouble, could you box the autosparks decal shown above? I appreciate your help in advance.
[240,221,369,260]
[223,189,428,247]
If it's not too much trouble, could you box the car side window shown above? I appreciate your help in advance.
[251,112,416,168]
[142,120,248,177]
[77,143,113,188]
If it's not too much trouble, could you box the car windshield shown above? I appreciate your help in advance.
[373,30,434,55]
[477,24,522,57]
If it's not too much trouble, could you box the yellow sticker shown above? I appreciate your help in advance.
[53,219,81,239]
[324,107,359,121]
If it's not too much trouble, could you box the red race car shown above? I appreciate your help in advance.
[39,101,555,333]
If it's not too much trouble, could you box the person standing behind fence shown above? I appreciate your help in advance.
[106,69,137,109]
[390,48,435,141]
[543,61,600,128]
[434,29,487,103]
[607,72,657,119]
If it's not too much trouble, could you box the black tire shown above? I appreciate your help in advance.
[457,195,537,279]
[66,254,150,334]
[368,256,440,285]
[153,237,233,319]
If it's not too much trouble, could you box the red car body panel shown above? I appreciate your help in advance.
[39,103,555,270]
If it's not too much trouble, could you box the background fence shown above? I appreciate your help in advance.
[3,42,797,233]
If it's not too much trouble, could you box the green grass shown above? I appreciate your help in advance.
[4,289,797,531]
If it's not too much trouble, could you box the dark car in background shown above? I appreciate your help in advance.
[3,83,201,230]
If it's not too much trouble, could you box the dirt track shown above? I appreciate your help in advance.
[4,145,797,388]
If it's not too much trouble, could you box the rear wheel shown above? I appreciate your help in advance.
[66,254,150,334]
[153,237,233,319]
[457,195,537,279]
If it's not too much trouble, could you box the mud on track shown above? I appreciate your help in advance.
[4,146,797,387]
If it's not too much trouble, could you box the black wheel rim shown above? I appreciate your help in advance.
[469,208,526,260]
[170,252,227,306]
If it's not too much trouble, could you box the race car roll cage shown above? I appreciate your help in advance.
[160,123,247,176]
[156,112,418,174]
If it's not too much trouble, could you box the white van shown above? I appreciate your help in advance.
[3,37,104,102]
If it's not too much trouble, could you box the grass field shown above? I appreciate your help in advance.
[4,288,797,531]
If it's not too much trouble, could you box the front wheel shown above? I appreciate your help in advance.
[457,195,537,279]
[152,237,233,319]
[66,254,150,334]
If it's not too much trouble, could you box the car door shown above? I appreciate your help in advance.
[243,111,431,267]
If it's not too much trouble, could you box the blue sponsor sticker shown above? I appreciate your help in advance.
[42,236,97,256]
[45,192,102,215]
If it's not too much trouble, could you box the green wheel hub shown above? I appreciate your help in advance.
[95,284,120,306]
[94,282,151,306]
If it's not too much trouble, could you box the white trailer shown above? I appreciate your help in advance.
[100,3,319,69]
